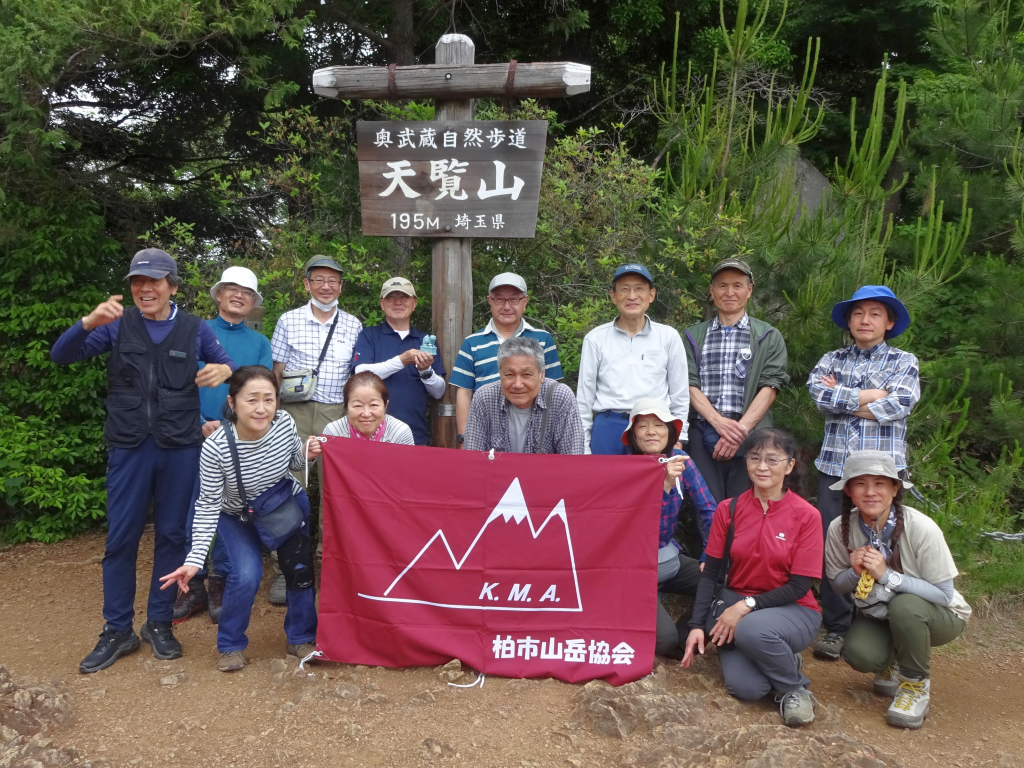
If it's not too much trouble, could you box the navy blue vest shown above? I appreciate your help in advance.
[104,308,202,448]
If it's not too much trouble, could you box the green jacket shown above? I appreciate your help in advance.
[683,315,790,432]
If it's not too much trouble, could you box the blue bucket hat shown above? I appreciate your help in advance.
[831,285,910,339]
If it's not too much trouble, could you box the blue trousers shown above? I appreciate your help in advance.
[103,436,200,631]
[186,473,230,579]
[589,411,631,455]
[215,508,317,653]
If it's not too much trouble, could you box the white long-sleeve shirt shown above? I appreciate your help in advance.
[576,316,690,453]
[354,355,445,399]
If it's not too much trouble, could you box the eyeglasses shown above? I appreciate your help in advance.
[221,284,255,299]
[488,295,525,306]
[310,277,341,287]
[745,454,791,467]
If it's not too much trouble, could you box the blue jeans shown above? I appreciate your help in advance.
[186,473,230,579]
[215,506,317,653]
[589,411,631,455]
[104,436,200,630]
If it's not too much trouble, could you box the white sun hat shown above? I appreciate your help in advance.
[210,265,263,308]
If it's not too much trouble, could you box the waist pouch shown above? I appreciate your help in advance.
[706,587,746,651]
[854,579,897,620]
[694,420,722,452]
[657,544,681,582]
[280,311,339,404]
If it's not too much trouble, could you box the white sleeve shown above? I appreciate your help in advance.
[576,334,599,454]
[421,370,446,399]
[354,355,405,380]
[186,442,225,568]
[665,328,690,435]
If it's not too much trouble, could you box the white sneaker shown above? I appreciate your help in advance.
[873,661,900,697]
[886,675,930,729]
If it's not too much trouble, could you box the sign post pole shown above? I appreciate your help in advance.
[431,34,475,449]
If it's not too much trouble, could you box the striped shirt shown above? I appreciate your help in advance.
[270,302,363,404]
[322,415,415,444]
[806,341,921,476]
[449,318,563,391]
[186,411,306,567]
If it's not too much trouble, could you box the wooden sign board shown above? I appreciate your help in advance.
[356,120,547,239]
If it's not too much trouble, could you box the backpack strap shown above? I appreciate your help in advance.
[716,495,740,590]
[223,424,251,521]
[313,311,340,379]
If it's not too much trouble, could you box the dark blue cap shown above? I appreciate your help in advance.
[831,285,910,338]
[125,248,177,280]
[612,263,653,285]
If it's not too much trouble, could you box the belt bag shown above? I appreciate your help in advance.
[224,425,307,551]
[281,312,339,404]
[854,577,897,620]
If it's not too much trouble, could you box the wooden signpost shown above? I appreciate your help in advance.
[313,34,590,448]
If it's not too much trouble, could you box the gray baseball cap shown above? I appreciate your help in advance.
[829,450,913,491]
[125,248,178,280]
[305,254,343,278]
[488,272,528,293]
[711,258,754,281]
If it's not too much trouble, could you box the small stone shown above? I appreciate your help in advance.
[365,694,389,705]
[437,659,465,683]
[270,659,288,674]
[333,683,361,700]
[160,673,185,686]
[282,702,295,713]
[411,691,437,704]
[90,689,106,698]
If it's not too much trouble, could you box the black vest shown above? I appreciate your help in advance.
[104,308,203,448]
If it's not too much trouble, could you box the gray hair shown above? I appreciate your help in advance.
[497,336,545,374]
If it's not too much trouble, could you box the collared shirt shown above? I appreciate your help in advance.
[659,449,716,550]
[464,379,585,455]
[270,302,363,404]
[576,315,690,452]
[449,318,563,391]
[806,341,921,476]
[199,315,274,423]
[698,313,751,418]
[350,322,447,445]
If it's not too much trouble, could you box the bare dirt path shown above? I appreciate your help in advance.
[1,528,1022,768]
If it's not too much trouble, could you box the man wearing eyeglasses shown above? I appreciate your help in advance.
[270,255,362,597]
[576,264,689,455]
[450,273,563,447]
[173,266,273,624]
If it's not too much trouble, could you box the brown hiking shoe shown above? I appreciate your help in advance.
[218,651,245,672]
[286,643,316,662]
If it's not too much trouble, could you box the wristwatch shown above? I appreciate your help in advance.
[744,596,757,611]
[419,367,433,379]
[882,570,903,590]
[456,434,465,445]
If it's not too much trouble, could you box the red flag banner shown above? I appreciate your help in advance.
[317,438,664,686]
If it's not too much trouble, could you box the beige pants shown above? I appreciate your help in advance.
[284,400,346,557]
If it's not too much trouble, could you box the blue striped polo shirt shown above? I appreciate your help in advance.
[449,319,563,391]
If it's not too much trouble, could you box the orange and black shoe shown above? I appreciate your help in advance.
[171,577,208,624]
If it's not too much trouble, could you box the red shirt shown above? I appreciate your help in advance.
[705,489,823,612]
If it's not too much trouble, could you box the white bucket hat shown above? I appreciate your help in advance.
[620,398,683,446]
[210,266,263,308]
[829,450,913,491]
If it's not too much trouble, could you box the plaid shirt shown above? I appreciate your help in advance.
[660,449,716,551]
[270,302,363,404]
[806,341,921,476]
[698,314,752,418]
[464,380,585,454]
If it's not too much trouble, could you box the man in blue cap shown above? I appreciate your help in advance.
[576,264,689,455]
[51,248,236,673]
[806,285,921,661]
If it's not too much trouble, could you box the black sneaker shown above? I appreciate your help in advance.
[140,620,183,660]
[172,577,208,624]
[207,575,226,625]
[79,624,140,674]
[813,631,845,660]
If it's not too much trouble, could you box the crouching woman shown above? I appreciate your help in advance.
[161,365,320,671]
[824,450,970,729]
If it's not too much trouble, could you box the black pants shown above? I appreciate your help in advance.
[686,424,751,504]
[817,472,853,634]
[655,554,703,657]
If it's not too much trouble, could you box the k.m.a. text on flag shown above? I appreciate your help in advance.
[317,438,663,685]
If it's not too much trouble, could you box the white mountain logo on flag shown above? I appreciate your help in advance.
[357,478,583,612]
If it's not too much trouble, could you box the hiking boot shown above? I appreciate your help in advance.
[269,573,287,605]
[778,688,815,727]
[813,631,845,660]
[207,575,226,625]
[140,620,183,660]
[286,643,317,662]
[873,661,900,697]
[218,651,245,672]
[79,624,140,674]
[171,577,208,624]
[886,676,930,729]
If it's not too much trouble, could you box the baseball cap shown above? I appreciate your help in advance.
[210,266,263,308]
[828,450,913,491]
[612,263,653,285]
[304,254,343,278]
[380,276,417,299]
[711,258,754,281]
[488,272,528,294]
[125,248,177,280]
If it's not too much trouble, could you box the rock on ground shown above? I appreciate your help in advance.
[0,664,84,767]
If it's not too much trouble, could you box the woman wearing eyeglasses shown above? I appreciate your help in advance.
[681,428,824,728]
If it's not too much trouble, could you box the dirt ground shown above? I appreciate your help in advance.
[1,527,1022,768]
